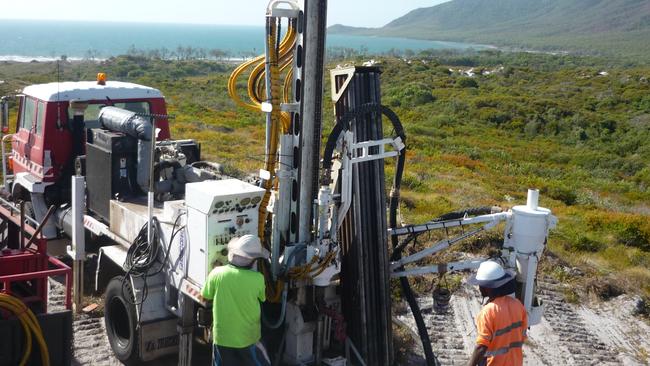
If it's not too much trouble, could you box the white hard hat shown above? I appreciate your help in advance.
[468,260,515,289]
[227,235,270,263]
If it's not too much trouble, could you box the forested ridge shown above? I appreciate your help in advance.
[329,0,650,59]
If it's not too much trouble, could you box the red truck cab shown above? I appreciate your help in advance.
[11,80,170,194]
[7,79,171,236]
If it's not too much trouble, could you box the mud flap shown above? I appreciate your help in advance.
[139,318,179,362]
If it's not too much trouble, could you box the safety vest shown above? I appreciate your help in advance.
[475,295,528,366]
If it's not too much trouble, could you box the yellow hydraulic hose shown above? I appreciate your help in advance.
[227,17,301,302]
[248,35,296,114]
[228,20,296,112]
[0,293,50,366]
[228,54,265,110]
[258,18,283,237]
[249,61,267,106]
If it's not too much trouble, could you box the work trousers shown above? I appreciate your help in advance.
[212,342,270,366]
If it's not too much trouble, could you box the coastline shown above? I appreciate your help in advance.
[0,55,252,64]
[0,55,90,63]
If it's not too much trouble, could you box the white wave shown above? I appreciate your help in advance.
[0,55,100,62]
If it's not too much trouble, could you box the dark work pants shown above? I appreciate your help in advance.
[212,342,270,366]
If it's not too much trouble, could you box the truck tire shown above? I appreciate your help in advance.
[104,276,140,364]
[22,201,36,227]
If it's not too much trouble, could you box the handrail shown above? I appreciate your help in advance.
[1,134,14,189]
[0,195,41,232]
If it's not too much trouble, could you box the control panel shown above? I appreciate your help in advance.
[184,179,265,286]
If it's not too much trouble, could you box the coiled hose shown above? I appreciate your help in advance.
[0,293,50,366]
[227,18,296,133]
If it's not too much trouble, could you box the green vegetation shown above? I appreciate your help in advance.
[329,0,650,61]
[1,49,649,298]
[376,53,650,298]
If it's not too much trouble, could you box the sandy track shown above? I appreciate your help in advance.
[396,277,650,366]
[51,276,649,366]
[576,294,650,366]
[48,278,213,366]
[48,279,121,365]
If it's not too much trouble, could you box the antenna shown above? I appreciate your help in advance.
[56,60,62,129]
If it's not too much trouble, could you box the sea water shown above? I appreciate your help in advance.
[0,19,488,61]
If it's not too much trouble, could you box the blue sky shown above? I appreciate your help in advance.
[0,0,450,27]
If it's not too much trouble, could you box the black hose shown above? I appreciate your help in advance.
[430,206,495,222]
[384,107,437,366]
[321,103,394,184]
[322,104,436,365]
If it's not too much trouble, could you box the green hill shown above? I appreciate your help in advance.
[329,0,650,58]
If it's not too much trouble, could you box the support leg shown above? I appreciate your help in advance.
[178,294,194,366]
[73,259,84,312]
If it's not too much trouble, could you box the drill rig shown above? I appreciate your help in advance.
[0,0,557,365]
[225,1,557,365]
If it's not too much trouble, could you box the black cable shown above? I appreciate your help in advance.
[384,107,437,366]
[149,212,186,276]
[120,212,185,307]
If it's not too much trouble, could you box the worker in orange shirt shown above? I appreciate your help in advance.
[467,261,528,366]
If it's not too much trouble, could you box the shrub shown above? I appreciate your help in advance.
[457,77,478,88]
[524,120,541,137]
[389,83,435,107]
[585,277,624,300]
[479,109,512,126]
[617,224,650,251]
[440,154,484,170]
[545,184,578,206]
[434,66,452,75]
[564,235,604,252]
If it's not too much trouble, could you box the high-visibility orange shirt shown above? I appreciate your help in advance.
[475,295,528,366]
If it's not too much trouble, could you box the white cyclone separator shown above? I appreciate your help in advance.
[511,189,553,256]
[509,189,558,324]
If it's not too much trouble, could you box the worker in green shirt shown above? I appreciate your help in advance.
[201,234,271,366]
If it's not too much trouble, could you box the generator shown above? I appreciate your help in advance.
[86,128,139,221]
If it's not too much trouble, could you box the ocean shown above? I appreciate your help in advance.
[0,20,488,61]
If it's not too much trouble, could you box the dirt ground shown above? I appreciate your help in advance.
[51,274,650,366]
[395,277,650,366]
[48,279,211,366]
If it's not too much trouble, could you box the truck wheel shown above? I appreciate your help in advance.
[104,276,140,364]
[22,201,35,227]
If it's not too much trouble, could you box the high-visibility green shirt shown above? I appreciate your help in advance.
[201,264,266,348]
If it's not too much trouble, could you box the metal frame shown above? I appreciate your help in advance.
[1,134,14,190]
[349,137,404,164]
[0,200,72,311]
[389,211,510,237]
[388,212,511,278]
[0,253,72,310]
[391,259,486,278]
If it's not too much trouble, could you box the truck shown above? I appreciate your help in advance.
[0,0,558,365]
